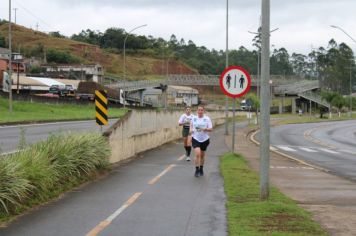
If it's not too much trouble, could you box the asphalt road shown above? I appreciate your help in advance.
[0,125,229,236]
[0,119,118,155]
[268,120,356,181]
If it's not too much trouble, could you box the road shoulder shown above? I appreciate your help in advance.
[227,127,356,235]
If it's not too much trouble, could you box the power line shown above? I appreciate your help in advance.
[13,0,54,31]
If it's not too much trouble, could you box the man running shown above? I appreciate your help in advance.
[190,106,213,177]
[178,106,193,161]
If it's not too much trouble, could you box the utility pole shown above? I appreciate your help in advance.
[13,7,17,24]
[224,0,229,135]
[36,22,39,31]
[350,59,353,117]
[8,0,13,112]
[260,0,270,200]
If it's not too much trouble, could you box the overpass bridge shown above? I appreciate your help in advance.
[106,74,329,111]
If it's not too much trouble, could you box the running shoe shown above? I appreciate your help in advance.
[194,169,200,177]
[199,168,204,176]
[186,156,191,161]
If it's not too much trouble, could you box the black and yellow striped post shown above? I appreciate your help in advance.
[95,90,108,126]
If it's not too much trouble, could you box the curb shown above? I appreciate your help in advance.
[249,129,332,173]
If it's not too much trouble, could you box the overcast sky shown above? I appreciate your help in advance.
[1,0,356,55]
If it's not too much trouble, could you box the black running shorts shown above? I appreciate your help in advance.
[182,127,190,137]
[192,138,210,151]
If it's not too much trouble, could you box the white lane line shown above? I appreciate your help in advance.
[106,192,142,222]
[276,146,297,152]
[177,155,185,161]
[318,148,339,154]
[270,166,314,170]
[270,146,278,151]
[299,147,318,153]
[148,164,176,185]
[0,150,19,156]
[342,149,356,155]
[0,119,118,129]
[86,192,142,236]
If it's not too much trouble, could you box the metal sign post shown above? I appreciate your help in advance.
[219,66,251,153]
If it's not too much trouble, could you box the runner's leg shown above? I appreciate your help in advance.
[200,151,205,176]
[187,135,192,157]
[194,147,201,177]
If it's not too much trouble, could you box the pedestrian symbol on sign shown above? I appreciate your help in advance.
[219,66,251,98]
[239,75,245,89]
[226,74,231,89]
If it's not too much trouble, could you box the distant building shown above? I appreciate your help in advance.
[167,85,199,106]
[43,64,103,83]
[142,85,199,107]
[0,48,26,86]
[0,47,10,60]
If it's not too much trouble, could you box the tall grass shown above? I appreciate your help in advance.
[0,133,110,217]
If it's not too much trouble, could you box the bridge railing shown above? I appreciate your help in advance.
[274,80,319,95]
[298,91,330,108]
[105,75,319,95]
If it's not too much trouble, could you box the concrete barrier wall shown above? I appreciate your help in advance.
[104,109,227,163]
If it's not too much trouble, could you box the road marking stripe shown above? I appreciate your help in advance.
[270,146,277,151]
[86,192,142,236]
[299,147,318,153]
[319,148,339,154]
[177,155,185,161]
[148,164,176,185]
[86,221,110,236]
[342,149,356,155]
[270,166,314,170]
[276,146,296,152]
[0,119,117,129]
[0,150,19,156]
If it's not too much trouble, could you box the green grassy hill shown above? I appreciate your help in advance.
[0,23,197,79]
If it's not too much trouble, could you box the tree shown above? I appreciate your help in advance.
[49,31,66,38]
[270,47,293,75]
[321,91,345,117]
[46,48,80,64]
[331,94,345,117]
[291,53,308,78]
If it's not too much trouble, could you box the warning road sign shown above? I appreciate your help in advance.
[95,90,108,126]
[219,66,251,98]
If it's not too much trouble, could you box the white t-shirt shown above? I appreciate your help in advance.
[191,115,213,142]
[178,113,194,128]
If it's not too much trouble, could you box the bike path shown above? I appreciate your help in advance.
[0,126,229,236]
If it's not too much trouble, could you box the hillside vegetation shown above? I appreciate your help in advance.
[1,21,356,94]
[0,23,197,79]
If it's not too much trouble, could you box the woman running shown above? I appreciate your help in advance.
[178,106,193,161]
[190,106,213,177]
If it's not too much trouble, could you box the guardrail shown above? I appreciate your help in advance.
[106,75,315,92]
[274,80,319,95]
[298,91,330,108]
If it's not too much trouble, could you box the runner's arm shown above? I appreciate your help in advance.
[178,115,185,126]
[203,118,213,132]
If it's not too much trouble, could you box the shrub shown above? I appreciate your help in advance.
[46,48,81,64]
[0,159,33,214]
[0,133,110,216]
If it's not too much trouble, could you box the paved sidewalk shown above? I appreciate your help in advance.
[0,126,228,236]
[227,127,356,236]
